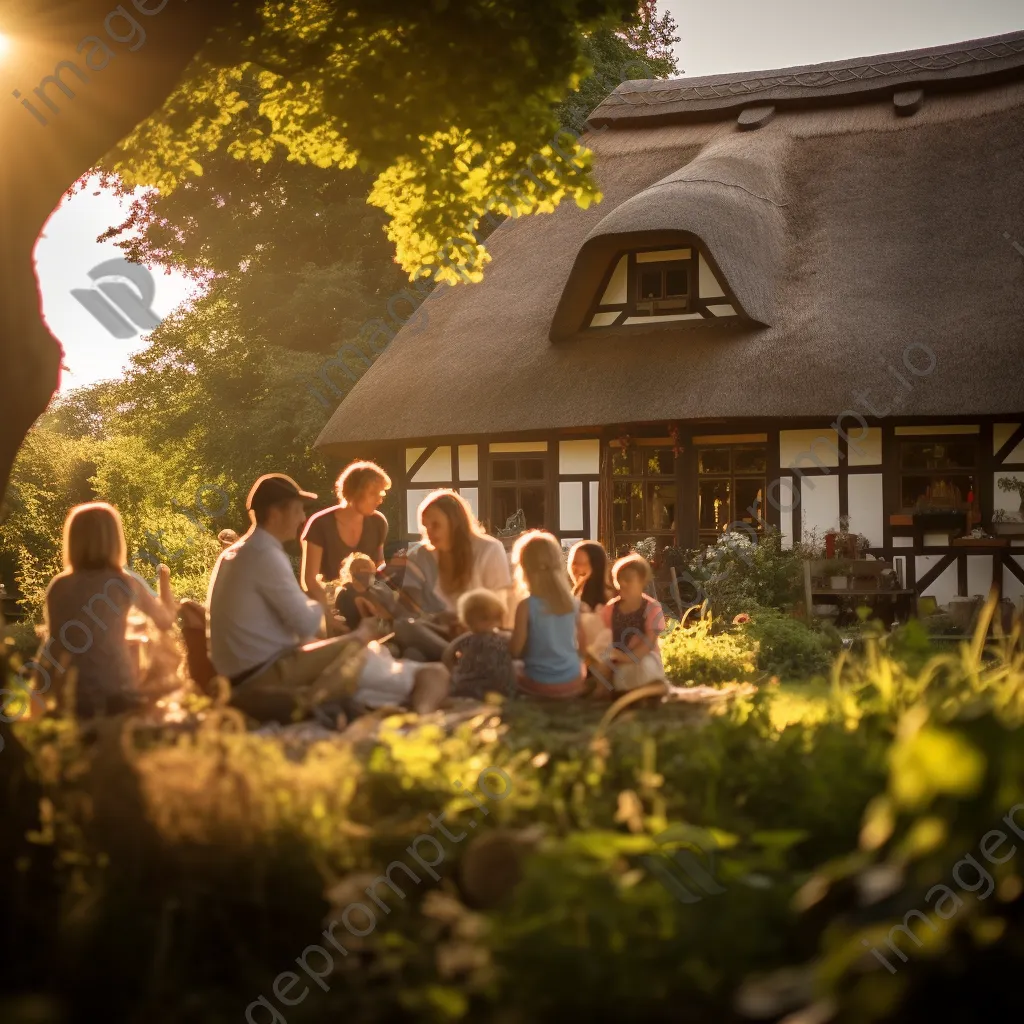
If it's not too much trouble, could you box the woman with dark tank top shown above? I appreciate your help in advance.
[300,461,391,613]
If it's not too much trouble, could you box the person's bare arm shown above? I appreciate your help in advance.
[508,599,529,659]
[441,634,468,672]
[157,564,177,618]
[301,540,328,606]
[129,574,175,632]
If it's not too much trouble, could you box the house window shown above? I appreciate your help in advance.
[899,439,978,511]
[490,454,546,531]
[588,244,738,328]
[697,445,766,546]
[611,445,676,557]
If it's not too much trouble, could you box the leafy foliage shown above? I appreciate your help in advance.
[661,612,758,684]
[740,607,837,681]
[679,528,806,621]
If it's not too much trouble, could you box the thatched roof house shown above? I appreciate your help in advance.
[317,30,1024,612]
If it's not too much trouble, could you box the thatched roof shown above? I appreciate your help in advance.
[316,31,1024,451]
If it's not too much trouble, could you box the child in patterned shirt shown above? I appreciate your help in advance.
[443,589,516,699]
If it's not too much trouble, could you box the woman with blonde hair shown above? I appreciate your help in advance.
[301,460,392,610]
[394,489,514,629]
[508,531,587,699]
[40,502,178,718]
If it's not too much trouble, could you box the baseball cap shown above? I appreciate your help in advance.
[246,473,318,512]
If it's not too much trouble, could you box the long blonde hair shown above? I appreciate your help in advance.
[512,531,574,615]
[62,502,127,572]
[418,489,484,595]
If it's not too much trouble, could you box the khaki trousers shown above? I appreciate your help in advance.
[229,637,366,724]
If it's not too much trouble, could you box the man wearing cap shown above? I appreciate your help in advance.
[206,473,449,723]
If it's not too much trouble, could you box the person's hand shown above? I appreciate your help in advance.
[329,614,351,636]
[158,563,170,583]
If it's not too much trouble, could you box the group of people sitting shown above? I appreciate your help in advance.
[24,460,668,726]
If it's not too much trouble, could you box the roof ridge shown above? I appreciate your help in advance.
[589,30,1024,125]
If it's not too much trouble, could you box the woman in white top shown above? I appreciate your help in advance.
[397,489,514,628]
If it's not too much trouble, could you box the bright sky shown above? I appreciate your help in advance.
[27,0,1024,393]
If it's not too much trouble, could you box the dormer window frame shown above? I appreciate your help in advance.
[584,241,739,330]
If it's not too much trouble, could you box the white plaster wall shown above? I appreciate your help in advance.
[994,423,1020,455]
[458,445,479,482]
[460,487,479,519]
[559,481,584,532]
[1004,558,1024,604]
[490,441,547,453]
[601,256,628,304]
[406,488,433,537]
[847,428,883,467]
[799,474,840,542]
[408,446,452,483]
[559,440,600,475]
[917,557,957,607]
[777,476,795,549]
[967,556,996,599]
[590,481,600,540]
[994,472,1024,515]
[780,429,840,469]
[847,474,883,547]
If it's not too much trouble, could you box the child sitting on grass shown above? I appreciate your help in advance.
[508,531,587,700]
[442,589,515,699]
[334,552,380,630]
[596,553,667,693]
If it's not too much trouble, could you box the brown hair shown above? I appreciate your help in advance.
[568,540,614,609]
[339,551,376,585]
[611,553,653,588]
[337,460,392,505]
[418,489,483,595]
[513,531,575,616]
[457,588,506,630]
[62,502,127,572]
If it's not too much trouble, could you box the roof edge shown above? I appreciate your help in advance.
[588,29,1024,127]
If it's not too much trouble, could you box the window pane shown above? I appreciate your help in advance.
[639,269,663,300]
[613,481,645,533]
[698,448,731,475]
[900,441,976,471]
[492,460,517,482]
[665,268,688,297]
[612,448,643,477]
[491,487,520,528]
[901,474,973,510]
[734,446,767,474]
[645,448,675,477]
[520,487,546,527]
[646,482,677,531]
[520,458,545,481]
[734,479,765,528]
[698,479,731,533]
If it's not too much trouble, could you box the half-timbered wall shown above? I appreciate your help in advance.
[392,416,1024,610]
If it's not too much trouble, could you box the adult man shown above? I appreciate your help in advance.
[207,473,449,723]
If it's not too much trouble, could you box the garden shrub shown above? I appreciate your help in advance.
[679,528,804,620]
[740,608,835,680]
[660,614,757,685]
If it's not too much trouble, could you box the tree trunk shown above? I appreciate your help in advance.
[0,0,236,499]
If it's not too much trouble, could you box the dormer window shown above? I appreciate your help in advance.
[587,246,738,328]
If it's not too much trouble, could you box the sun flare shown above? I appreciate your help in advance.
[0,33,10,61]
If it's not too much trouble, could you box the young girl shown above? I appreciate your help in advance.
[41,502,178,719]
[568,540,616,665]
[509,531,587,699]
[598,553,667,692]
[334,552,380,631]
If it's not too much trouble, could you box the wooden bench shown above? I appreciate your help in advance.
[804,560,915,624]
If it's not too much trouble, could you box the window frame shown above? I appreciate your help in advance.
[897,436,980,512]
[488,452,548,531]
[586,241,738,329]
[610,442,678,558]
[696,443,768,546]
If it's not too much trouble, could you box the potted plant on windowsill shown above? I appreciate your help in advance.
[828,561,854,590]
[992,508,1024,536]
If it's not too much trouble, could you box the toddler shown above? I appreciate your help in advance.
[334,552,379,630]
[509,531,587,699]
[443,589,515,699]
[597,553,667,692]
